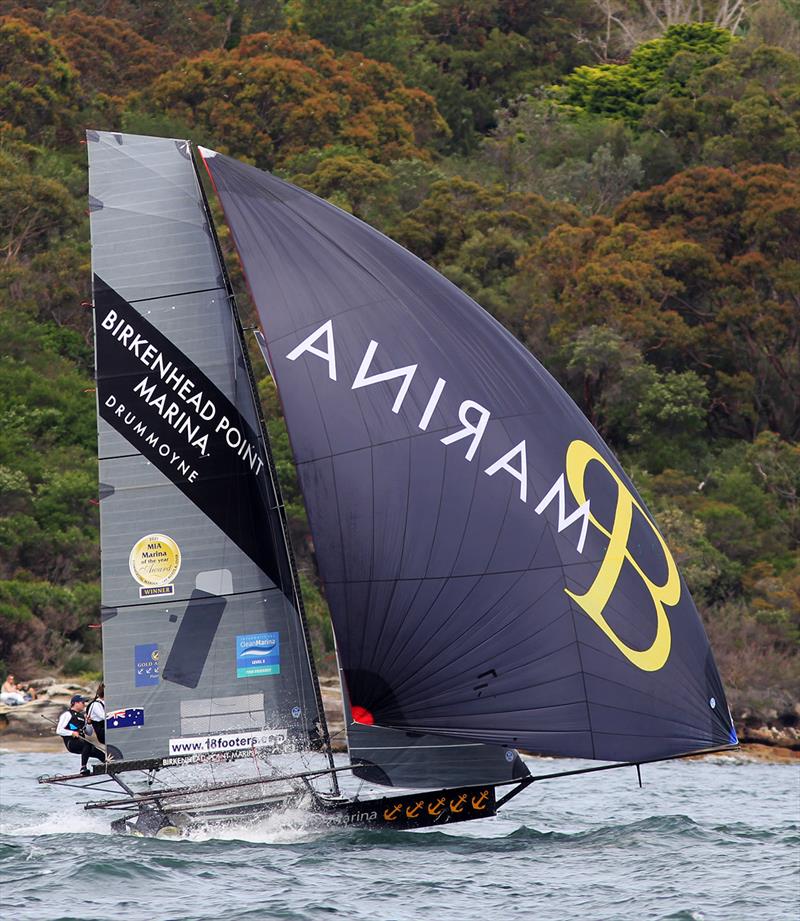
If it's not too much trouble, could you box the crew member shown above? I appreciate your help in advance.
[87,683,106,743]
[56,694,103,776]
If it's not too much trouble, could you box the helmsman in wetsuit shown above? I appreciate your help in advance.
[56,694,104,776]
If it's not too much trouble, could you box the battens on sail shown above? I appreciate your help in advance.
[201,148,736,764]
[88,132,326,767]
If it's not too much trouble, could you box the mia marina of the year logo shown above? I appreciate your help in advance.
[129,533,181,599]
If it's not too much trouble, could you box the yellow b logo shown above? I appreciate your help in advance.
[564,441,679,672]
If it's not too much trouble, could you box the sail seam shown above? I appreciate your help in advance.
[387,566,538,701]
[552,517,597,759]
[402,416,560,681]
[391,573,567,699]
[396,632,584,708]
[578,645,725,728]
[128,285,224,305]
[322,560,607,582]
[293,413,569,466]
[367,436,414,682]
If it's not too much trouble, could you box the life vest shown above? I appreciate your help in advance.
[61,708,88,748]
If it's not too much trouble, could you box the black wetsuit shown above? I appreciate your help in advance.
[60,708,102,770]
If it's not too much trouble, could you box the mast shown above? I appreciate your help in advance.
[190,148,338,791]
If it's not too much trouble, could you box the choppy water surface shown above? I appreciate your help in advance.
[1,750,798,921]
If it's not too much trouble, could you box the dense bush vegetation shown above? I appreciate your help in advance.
[0,1,797,711]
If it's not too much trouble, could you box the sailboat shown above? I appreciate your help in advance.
[39,131,737,836]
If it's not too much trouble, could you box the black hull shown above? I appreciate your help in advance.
[330,784,497,829]
[111,783,499,837]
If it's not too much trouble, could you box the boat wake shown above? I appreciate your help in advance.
[1,804,113,838]
[185,805,328,844]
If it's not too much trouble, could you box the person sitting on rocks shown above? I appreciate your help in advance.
[56,694,104,776]
[0,675,37,706]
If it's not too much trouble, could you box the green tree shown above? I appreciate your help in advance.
[0,147,79,262]
[293,0,603,151]
[556,22,734,123]
[563,326,654,439]
[481,99,644,211]
[0,17,82,146]
[618,165,800,438]
[291,152,392,216]
[646,41,800,170]
[391,175,578,330]
[631,369,709,471]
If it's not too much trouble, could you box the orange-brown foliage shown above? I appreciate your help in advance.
[141,31,449,168]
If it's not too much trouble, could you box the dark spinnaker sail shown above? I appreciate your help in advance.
[200,147,736,763]
[88,132,329,768]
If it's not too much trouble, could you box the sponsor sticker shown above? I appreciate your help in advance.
[236,632,280,678]
[135,643,160,687]
[107,707,145,729]
[129,533,181,599]
[140,585,174,598]
[163,749,257,768]
[168,728,287,756]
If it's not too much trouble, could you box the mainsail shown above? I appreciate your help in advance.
[88,132,330,770]
[201,149,737,764]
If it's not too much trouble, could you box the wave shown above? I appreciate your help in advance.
[1,807,113,839]
[315,813,716,853]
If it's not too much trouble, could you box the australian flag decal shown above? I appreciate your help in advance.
[107,708,145,729]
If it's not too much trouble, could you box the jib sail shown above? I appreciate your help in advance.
[201,148,736,764]
[88,132,328,768]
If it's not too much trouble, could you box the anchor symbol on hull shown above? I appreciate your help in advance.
[449,793,468,813]
[471,790,490,810]
[427,796,446,817]
[405,800,424,819]
[383,803,403,821]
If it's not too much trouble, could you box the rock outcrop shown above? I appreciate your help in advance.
[0,676,349,752]
[0,679,94,740]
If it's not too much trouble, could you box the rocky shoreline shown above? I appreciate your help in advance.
[2,676,797,764]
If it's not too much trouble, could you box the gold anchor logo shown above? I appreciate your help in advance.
[449,793,467,813]
[405,800,424,819]
[471,790,489,810]
[427,796,446,817]
[383,803,403,821]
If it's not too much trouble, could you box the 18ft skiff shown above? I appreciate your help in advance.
[40,132,737,836]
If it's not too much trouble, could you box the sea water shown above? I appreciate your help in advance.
[1,749,798,921]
